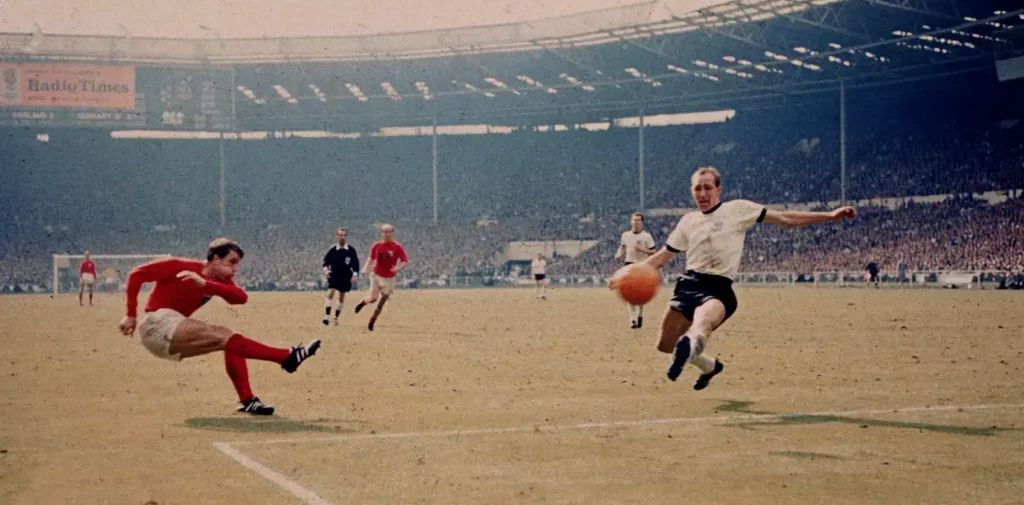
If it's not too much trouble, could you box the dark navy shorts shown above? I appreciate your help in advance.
[328,275,352,293]
[669,270,738,322]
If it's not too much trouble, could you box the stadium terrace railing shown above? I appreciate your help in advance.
[808,271,1017,289]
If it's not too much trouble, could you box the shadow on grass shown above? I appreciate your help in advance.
[712,400,1014,437]
[184,416,364,434]
[769,450,846,460]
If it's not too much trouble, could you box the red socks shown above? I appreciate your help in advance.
[224,352,253,402]
[225,334,289,364]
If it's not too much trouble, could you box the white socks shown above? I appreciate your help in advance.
[689,354,717,374]
[627,304,644,321]
[684,335,715,373]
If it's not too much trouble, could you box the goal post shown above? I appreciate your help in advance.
[52,254,171,294]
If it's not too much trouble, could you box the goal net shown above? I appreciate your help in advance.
[52,254,171,294]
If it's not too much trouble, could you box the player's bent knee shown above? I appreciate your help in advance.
[657,339,674,353]
[204,324,234,345]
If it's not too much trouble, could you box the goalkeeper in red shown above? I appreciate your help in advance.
[118,238,321,416]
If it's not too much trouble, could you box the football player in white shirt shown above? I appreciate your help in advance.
[614,166,856,390]
[615,213,657,329]
[531,253,548,300]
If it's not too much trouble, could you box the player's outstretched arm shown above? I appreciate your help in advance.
[763,206,857,227]
[206,280,249,305]
[644,247,678,270]
[614,243,626,261]
[610,247,676,290]
[176,270,248,305]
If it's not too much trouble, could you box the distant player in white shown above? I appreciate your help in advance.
[613,167,856,390]
[615,213,657,329]
[531,253,548,299]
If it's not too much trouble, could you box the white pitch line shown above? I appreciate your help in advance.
[213,402,1024,505]
[225,401,1024,447]
[213,442,334,505]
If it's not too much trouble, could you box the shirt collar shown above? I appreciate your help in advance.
[701,202,723,215]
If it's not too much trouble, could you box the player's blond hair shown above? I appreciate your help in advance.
[381,223,394,232]
[691,166,721,187]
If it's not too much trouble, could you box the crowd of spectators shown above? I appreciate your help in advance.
[2,115,1021,291]
[4,195,1021,292]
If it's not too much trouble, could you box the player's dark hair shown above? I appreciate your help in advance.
[336,228,347,234]
[207,238,244,261]
[632,212,645,222]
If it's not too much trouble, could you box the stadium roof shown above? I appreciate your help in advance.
[2,0,1022,130]
[227,0,1024,129]
[0,0,760,62]
[1,0,665,39]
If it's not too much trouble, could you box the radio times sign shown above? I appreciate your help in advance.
[0,63,136,109]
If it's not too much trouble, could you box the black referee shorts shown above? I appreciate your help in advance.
[668,270,738,322]
[328,275,352,293]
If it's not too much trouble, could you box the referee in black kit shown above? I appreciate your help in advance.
[322,228,360,326]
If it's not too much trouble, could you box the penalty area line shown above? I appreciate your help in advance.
[213,441,334,505]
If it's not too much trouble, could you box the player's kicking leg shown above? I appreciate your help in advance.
[354,277,380,315]
[367,293,390,331]
[129,310,321,415]
[355,275,391,330]
[657,303,725,390]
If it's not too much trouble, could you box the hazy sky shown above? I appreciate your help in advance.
[0,0,692,38]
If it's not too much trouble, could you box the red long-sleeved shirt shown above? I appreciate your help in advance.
[80,260,97,276]
[124,258,247,318]
[368,240,408,279]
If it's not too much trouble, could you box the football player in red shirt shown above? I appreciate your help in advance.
[354,224,408,331]
[118,238,320,415]
[79,251,97,306]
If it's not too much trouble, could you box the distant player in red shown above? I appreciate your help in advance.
[79,251,97,306]
[118,238,321,415]
[354,224,408,331]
